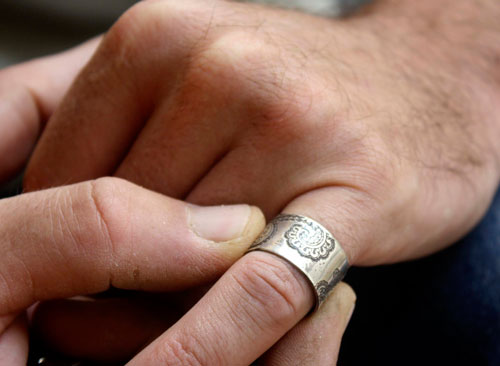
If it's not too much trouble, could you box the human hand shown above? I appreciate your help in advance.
[0,35,356,363]
[19,0,500,264]
[0,177,355,365]
[0,176,269,364]
[2,0,500,363]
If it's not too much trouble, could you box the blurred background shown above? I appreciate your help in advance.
[0,0,371,67]
[0,0,137,199]
[0,0,135,67]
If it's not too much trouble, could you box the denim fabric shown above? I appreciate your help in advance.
[339,189,500,366]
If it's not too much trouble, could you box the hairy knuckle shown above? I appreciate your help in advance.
[159,0,218,39]
[108,0,216,54]
[234,253,309,325]
[190,30,318,135]
[190,31,280,94]
[104,2,154,59]
[206,32,275,70]
[99,0,220,97]
[103,2,182,62]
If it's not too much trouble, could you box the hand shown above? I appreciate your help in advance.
[0,177,267,364]
[0,178,356,365]
[2,0,499,363]
[19,0,500,265]
[0,32,356,362]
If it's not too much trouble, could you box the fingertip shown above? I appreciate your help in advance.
[259,282,356,366]
[328,282,357,309]
[229,205,266,250]
[316,282,356,330]
[189,204,266,260]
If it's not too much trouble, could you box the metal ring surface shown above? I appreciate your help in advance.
[247,214,349,311]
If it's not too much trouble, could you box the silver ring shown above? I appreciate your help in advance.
[247,214,349,311]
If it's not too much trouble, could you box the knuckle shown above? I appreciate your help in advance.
[200,31,275,70]
[58,177,135,266]
[189,31,282,95]
[88,178,132,254]
[105,0,213,60]
[98,0,219,96]
[155,337,205,366]
[158,0,218,40]
[103,1,155,60]
[52,180,117,257]
[190,31,315,127]
[233,253,310,326]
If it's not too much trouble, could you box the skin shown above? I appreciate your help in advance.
[0,177,271,364]
[0,177,355,365]
[0,0,499,364]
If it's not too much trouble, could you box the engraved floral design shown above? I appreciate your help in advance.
[281,215,335,261]
[315,269,341,304]
[249,221,277,249]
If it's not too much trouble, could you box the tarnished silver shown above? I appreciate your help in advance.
[247,214,349,311]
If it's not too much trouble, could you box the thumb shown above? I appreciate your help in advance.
[0,177,265,318]
[0,37,100,181]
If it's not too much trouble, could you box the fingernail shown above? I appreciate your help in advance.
[188,204,260,243]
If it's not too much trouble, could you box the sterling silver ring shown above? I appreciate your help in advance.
[247,214,349,311]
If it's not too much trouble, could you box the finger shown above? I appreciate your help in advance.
[185,135,328,218]
[0,177,265,315]
[116,17,321,198]
[0,37,100,182]
[185,145,462,266]
[284,183,453,265]
[0,314,17,334]
[283,186,394,265]
[24,1,215,191]
[0,314,28,366]
[113,25,276,197]
[128,250,318,366]
[260,282,356,366]
[186,141,385,265]
[114,69,238,197]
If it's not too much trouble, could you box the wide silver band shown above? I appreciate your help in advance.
[247,214,349,311]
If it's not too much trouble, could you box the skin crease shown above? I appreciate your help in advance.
[0,0,498,364]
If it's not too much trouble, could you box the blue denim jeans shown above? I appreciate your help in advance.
[339,188,500,366]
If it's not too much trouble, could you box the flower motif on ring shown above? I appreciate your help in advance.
[315,269,340,304]
[284,221,335,261]
[249,221,277,249]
